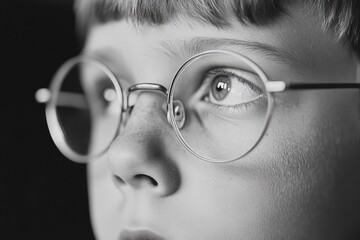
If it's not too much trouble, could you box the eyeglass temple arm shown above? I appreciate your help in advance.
[35,84,169,108]
[36,82,360,104]
[266,82,360,93]
[34,88,89,109]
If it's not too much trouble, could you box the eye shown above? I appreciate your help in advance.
[98,82,117,106]
[210,74,231,101]
[203,68,264,109]
[82,75,119,117]
[96,80,119,116]
[103,88,117,103]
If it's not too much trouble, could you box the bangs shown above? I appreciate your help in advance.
[74,0,360,58]
[75,0,285,29]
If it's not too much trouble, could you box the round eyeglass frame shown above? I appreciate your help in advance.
[44,50,275,164]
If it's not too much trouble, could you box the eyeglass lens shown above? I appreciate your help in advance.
[171,52,270,161]
[53,51,270,162]
[55,61,122,157]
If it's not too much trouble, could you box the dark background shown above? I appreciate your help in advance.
[1,0,95,239]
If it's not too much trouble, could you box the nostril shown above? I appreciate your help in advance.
[134,174,158,187]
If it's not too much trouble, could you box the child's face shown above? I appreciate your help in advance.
[83,3,360,240]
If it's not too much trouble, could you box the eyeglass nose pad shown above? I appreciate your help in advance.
[167,100,186,129]
[119,108,129,130]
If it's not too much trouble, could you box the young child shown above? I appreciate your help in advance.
[38,0,360,239]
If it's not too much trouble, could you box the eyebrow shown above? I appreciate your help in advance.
[159,37,296,67]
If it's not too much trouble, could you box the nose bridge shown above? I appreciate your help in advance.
[122,83,168,126]
[115,82,176,155]
[123,83,186,131]
[125,92,169,133]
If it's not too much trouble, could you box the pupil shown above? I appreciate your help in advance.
[211,75,231,101]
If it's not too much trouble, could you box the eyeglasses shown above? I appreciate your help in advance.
[36,50,360,163]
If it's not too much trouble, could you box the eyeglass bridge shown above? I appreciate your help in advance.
[126,83,186,129]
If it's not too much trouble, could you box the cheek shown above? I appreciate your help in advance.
[252,89,360,237]
[84,87,360,239]
[160,163,278,239]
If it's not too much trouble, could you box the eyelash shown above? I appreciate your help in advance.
[211,100,258,112]
[207,68,255,90]
[202,68,265,113]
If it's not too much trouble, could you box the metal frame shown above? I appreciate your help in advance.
[168,50,275,163]
[36,50,360,164]
[44,55,124,163]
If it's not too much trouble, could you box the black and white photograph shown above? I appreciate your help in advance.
[2,0,360,239]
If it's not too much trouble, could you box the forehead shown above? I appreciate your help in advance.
[83,3,355,85]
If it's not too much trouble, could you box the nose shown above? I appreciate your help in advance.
[107,92,181,196]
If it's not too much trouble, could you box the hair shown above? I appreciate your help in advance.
[74,0,360,59]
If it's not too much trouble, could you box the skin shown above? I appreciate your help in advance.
[82,3,360,240]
